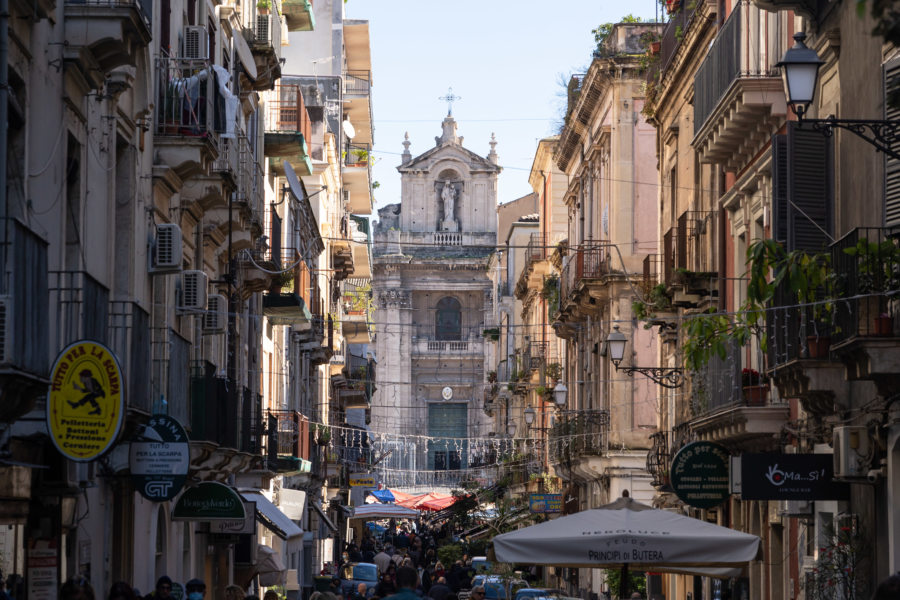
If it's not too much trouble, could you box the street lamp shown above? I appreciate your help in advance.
[524,406,536,426]
[778,31,900,160]
[553,382,568,407]
[604,325,684,388]
[506,421,517,437]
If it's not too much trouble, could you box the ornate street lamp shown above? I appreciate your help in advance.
[506,421,517,437]
[553,382,568,407]
[524,406,536,425]
[778,31,900,160]
[605,325,684,388]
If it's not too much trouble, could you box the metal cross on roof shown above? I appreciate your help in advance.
[439,87,461,116]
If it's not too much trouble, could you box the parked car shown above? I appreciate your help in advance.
[339,562,379,597]
[514,589,564,600]
[468,575,528,600]
[471,556,492,573]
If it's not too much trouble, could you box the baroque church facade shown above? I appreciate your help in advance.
[371,115,500,488]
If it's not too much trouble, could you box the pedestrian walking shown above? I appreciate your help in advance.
[872,573,900,599]
[383,567,418,600]
[185,579,206,600]
[108,582,137,600]
[60,577,95,600]
[145,577,173,600]
[225,585,244,600]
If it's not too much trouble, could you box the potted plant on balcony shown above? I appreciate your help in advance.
[843,236,900,336]
[257,0,271,14]
[741,368,769,406]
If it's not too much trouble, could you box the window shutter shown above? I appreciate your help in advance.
[884,57,900,226]
[787,122,833,252]
[771,134,788,244]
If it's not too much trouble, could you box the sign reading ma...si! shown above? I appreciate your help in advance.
[740,453,849,500]
[671,441,731,509]
[48,341,125,461]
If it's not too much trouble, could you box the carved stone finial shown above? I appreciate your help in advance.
[488,132,498,164]
[402,131,411,164]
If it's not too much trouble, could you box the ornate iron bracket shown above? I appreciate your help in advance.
[615,365,685,388]
[803,116,900,161]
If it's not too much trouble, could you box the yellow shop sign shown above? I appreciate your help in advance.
[47,341,125,461]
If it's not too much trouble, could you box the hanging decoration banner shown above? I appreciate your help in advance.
[670,441,731,509]
[130,414,190,502]
[47,341,125,461]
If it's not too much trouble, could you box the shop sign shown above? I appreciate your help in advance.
[671,441,731,509]
[130,414,190,501]
[529,494,562,513]
[27,539,58,600]
[349,473,375,487]
[740,453,849,500]
[172,482,246,521]
[47,341,125,461]
[208,501,256,534]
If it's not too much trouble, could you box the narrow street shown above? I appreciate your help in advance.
[0,2,899,600]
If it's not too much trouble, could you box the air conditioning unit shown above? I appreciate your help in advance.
[833,426,870,479]
[182,26,209,59]
[152,223,183,273]
[204,294,227,332]
[180,270,209,311]
[255,14,272,43]
[779,499,814,517]
[0,296,9,363]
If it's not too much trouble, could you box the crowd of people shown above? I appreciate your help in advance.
[321,522,483,600]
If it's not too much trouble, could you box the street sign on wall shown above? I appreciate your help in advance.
[47,341,125,461]
[670,441,731,509]
[740,453,849,500]
[130,414,190,501]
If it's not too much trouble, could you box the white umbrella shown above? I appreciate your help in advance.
[493,496,760,595]
[351,503,420,519]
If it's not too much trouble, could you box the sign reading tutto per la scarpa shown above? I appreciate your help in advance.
[47,341,125,461]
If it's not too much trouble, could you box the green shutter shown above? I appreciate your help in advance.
[428,403,468,470]
[884,57,900,226]
[771,134,789,244]
[787,122,833,252]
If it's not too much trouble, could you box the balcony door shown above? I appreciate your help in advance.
[435,296,461,340]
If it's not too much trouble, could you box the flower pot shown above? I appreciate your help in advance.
[742,384,769,406]
[874,315,894,336]
[650,41,661,55]
[807,336,831,359]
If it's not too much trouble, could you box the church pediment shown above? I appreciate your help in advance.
[398,143,500,173]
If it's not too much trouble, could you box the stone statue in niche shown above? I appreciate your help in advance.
[439,181,460,232]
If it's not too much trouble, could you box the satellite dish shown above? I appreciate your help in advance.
[343,119,356,140]
[283,161,306,202]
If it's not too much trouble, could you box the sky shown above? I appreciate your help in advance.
[343,0,663,213]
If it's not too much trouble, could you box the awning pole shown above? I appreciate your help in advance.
[618,563,629,599]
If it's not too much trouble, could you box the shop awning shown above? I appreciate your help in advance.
[369,489,395,503]
[351,503,419,520]
[311,502,338,532]
[241,492,303,540]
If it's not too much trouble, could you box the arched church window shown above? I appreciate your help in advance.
[435,296,461,340]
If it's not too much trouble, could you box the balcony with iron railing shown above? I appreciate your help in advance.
[342,66,373,146]
[246,6,283,91]
[190,368,264,456]
[688,338,787,450]
[646,431,670,488]
[154,57,219,177]
[524,341,549,372]
[264,83,313,175]
[662,211,719,305]
[64,0,152,81]
[558,243,610,317]
[657,3,698,78]
[548,411,608,466]
[343,143,373,215]
[691,1,788,168]
[266,410,312,474]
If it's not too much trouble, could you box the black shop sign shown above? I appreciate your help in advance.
[740,453,849,500]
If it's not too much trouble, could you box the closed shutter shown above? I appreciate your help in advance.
[884,57,900,226]
[787,121,833,252]
[771,134,789,244]
[428,403,468,470]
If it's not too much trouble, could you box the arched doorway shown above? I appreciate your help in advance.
[435,297,461,340]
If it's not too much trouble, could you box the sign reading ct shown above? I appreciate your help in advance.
[47,341,125,461]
